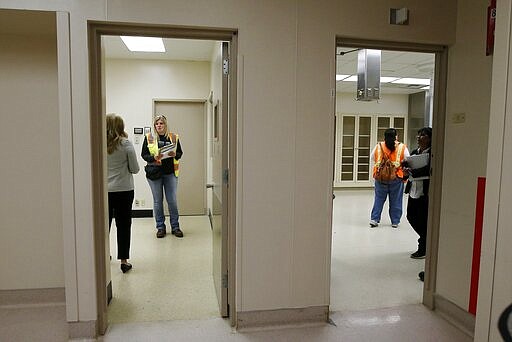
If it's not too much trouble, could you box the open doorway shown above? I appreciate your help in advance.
[330,40,447,312]
[88,24,237,333]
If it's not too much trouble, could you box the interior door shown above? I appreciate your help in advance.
[154,101,206,215]
[212,42,229,317]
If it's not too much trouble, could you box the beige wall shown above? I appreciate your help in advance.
[476,0,512,340]
[7,0,501,332]
[437,0,493,310]
[0,11,63,289]
[105,58,211,211]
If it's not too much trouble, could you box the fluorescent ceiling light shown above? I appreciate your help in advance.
[420,86,430,90]
[391,77,431,85]
[380,76,399,83]
[336,74,350,81]
[342,75,358,82]
[120,36,165,52]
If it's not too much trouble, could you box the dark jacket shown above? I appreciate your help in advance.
[141,134,183,175]
[404,148,430,195]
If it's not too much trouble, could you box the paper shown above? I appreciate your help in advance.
[405,153,429,169]
[405,153,429,180]
[159,143,176,160]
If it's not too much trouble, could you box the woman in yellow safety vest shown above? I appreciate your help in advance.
[369,128,409,228]
[141,114,184,239]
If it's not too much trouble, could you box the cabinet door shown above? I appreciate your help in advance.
[356,116,371,181]
[341,116,355,181]
[376,116,406,144]
[338,115,372,183]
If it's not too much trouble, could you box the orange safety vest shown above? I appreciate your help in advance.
[372,142,406,179]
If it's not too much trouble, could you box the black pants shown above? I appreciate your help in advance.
[108,190,134,260]
[406,195,429,253]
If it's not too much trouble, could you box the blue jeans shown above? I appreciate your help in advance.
[147,173,180,231]
[370,178,404,225]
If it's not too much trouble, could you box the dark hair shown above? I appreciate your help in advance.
[384,128,397,151]
[418,127,432,139]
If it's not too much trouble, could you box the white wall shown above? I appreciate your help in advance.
[437,0,493,310]
[337,92,409,115]
[0,11,64,289]
[476,0,512,340]
[105,58,211,211]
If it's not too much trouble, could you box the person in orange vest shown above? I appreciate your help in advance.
[141,114,183,239]
[369,128,409,228]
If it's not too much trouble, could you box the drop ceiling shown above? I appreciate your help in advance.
[102,37,435,96]
[336,47,435,95]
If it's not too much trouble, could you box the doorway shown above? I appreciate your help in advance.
[331,39,448,312]
[88,23,237,334]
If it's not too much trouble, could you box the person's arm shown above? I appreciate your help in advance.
[141,136,158,163]
[410,157,430,178]
[126,140,140,174]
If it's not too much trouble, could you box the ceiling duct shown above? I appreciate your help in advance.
[357,49,381,101]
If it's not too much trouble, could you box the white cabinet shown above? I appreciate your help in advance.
[334,114,406,187]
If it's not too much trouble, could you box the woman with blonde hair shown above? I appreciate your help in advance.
[141,114,183,239]
[106,113,140,273]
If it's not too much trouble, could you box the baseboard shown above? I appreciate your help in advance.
[236,306,329,330]
[434,293,475,338]
[132,209,153,218]
[68,320,97,340]
[0,287,65,307]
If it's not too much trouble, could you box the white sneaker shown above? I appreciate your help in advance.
[391,224,398,228]
[369,220,379,228]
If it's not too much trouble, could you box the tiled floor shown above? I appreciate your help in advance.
[0,189,473,341]
[331,189,425,311]
[108,216,219,323]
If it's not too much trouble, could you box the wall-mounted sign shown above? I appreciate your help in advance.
[134,127,143,134]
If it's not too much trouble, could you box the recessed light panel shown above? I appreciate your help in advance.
[391,77,430,85]
[336,74,350,81]
[121,36,165,52]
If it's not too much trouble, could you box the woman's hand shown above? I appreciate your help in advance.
[167,151,176,157]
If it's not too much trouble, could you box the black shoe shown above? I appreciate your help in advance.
[172,228,184,238]
[418,271,424,282]
[156,229,166,238]
[410,250,426,259]
[121,263,132,273]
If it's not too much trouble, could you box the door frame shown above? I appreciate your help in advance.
[88,22,238,334]
[334,37,448,309]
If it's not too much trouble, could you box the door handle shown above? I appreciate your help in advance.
[206,183,214,189]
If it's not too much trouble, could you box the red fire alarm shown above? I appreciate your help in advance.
[486,0,496,56]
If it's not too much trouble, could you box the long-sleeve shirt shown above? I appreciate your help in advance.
[107,138,140,192]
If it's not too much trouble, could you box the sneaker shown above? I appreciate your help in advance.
[369,220,379,228]
[156,228,166,238]
[172,228,184,238]
[418,271,425,282]
[391,224,398,228]
[410,250,426,259]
